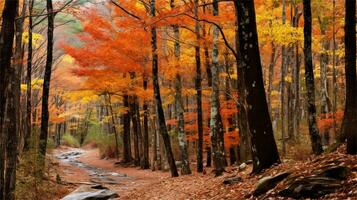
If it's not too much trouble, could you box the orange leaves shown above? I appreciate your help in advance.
[317,110,344,134]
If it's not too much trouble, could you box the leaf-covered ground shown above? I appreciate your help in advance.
[53,146,357,200]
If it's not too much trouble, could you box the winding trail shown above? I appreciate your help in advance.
[56,149,129,185]
[54,147,170,199]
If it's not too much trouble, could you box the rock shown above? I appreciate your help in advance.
[279,176,342,199]
[61,185,118,200]
[279,165,351,199]
[316,166,351,180]
[239,163,247,171]
[223,177,243,185]
[253,172,291,196]
[175,161,182,168]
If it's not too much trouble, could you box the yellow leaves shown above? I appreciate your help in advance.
[22,32,43,48]
[20,79,44,92]
[271,90,279,97]
[135,1,146,11]
[62,54,75,63]
[284,76,292,83]
[64,90,99,104]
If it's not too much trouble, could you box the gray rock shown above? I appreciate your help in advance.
[61,185,118,200]
[253,172,291,196]
[239,163,247,171]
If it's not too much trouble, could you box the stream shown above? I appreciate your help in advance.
[56,149,129,185]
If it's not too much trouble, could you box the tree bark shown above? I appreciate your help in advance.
[122,94,132,163]
[24,0,33,151]
[129,94,140,166]
[170,0,191,175]
[141,77,150,169]
[39,0,55,173]
[210,0,225,176]
[233,0,252,163]
[107,94,119,160]
[281,0,287,156]
[150,0,178,177]
[0,0,19,198]
[194,0,204,173]
[342,0,356,155]
[302,0,323,155]
[236,0,280,173]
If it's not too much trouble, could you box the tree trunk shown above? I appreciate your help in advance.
[292,4,302,142]
[267,42,276,113]
[151,117,158,171]
[202,2,212,87]
[129,94,140,166]
[107,94,119,160]
[332,0,338,142]
[122,94,132,163]
[0,0,19,198]
[236,0,280,173]
[194,0,204,173]
[206,146,212,167]
[39,0,55,172]
[150,0,178,177]
[170,0,191,175]
[24,0,34,152]
[141,77,150,169]
[210,0,225,176]
[281,0,287,156]
[342,0,356,155]
[319,39,331,146]
[233,0,252,163]
[302,0,323,155]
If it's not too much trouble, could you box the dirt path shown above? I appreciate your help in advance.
[54,147,174,199]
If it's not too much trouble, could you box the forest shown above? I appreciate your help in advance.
[0,0,356,199]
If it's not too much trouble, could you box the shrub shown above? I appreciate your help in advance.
[84,124,121,159]
[61,133,80,148]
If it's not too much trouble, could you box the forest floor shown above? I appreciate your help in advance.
[52,146,357,200]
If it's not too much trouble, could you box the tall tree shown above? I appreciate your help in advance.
[150,0,178,177]
[233,1,251,163]
[302,0,323,155]
[170,0,191,175]
[342,0,356,155]
[141,76,150,169]
[4,1,27,199]
[24,0,35,152]
[39,0,55,170]
[236,0,280,173]
[0,0,19,198]
[281,0,287,156]
[122,94,132,163]
[210,0,225,176]
[194,0,204,173]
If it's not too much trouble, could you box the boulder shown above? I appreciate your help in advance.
[279,165,351,199]
[253,172,291,196]
[61,185,118,200]
[279,176,342,199]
